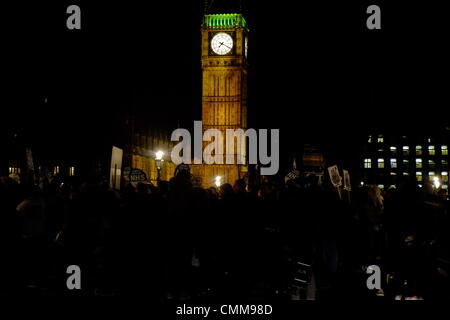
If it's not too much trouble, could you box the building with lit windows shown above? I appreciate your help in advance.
[361,131,449,193]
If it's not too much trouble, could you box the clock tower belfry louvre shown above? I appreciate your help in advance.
[191,12,249,187]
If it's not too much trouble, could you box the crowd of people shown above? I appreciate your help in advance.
[0,170,449,299]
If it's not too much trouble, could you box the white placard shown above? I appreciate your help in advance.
[110,146,123,190]
[327,165,342,188]
[343,170,351,191]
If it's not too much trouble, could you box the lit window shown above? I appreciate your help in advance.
[390,146,397,154]
[390,159,397,168]
[368,135,372,143]
[8,166,21,174]
[442,145,448,156]
[377,184,384,189]
[429,145,435,155]
[416,171,423,182]
[377,135,384,143]
[364,158,372,169]
[378,158,385,168]
[69,167,75,176]
[429,172,435,178]
[54,166,60,175]
[418,184,423,188]
[442,185,448,190]
[403,146,409,155]
[428,137,432,143]
[390,172,397,176]
[442,171,448,182]
[428,160,435,167]
[415,146,422,155]
[403,159,409,166]
[403,172,409,176]
[415,158,422,168]
[443,159,448,166]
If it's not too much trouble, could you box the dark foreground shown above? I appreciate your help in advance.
[1,172,449,300]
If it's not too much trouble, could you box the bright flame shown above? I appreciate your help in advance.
[215,176,222,188]
[155,151,164,161]
[433,177,441,189]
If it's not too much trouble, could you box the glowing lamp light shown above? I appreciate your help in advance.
[215,176,222,188]
[155,151,164,161]
[433,177,441,189]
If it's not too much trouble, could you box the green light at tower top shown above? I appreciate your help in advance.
[202,13,248,31]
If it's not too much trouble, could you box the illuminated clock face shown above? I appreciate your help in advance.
[211,33,233,55]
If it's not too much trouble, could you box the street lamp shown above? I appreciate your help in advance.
[156,151,164,161]
[215,176,222,188]
[155,151,164,182]
[433,176,441,189]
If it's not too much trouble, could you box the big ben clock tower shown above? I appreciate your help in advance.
[196,12,249,187]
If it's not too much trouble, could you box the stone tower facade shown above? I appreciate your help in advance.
[191,13,249,187]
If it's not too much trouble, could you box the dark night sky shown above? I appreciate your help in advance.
[2,0,449,171]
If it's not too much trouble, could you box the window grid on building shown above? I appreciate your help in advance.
[363,135,449,191]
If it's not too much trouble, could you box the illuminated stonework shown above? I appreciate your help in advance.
[191,13,249,187]
[202,13,248,31]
